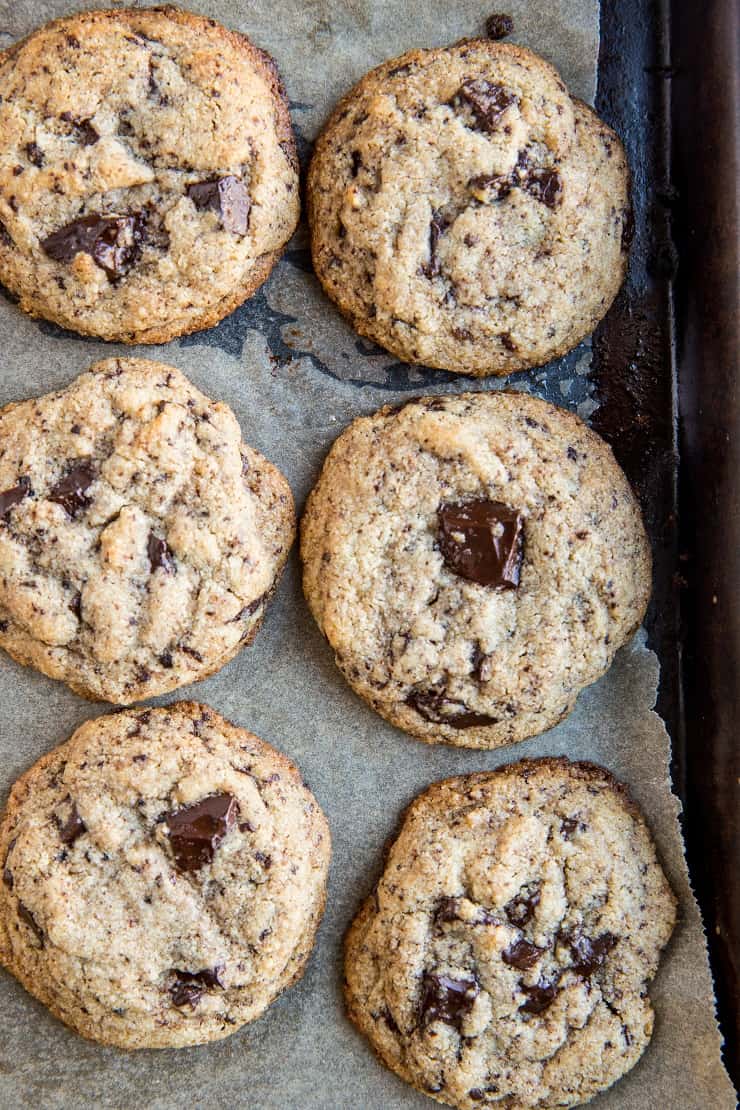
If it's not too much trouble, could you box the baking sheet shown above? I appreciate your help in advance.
[0,1,734,1106]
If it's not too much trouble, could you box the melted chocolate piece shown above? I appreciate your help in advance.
[438,499,524,589]
[421,210,451,278]
[169,966,224,1008]
[48,462,95,517]
[76,119,99,146]
[147,532,175,574]
[165,794,239,871]
[454,80,518,132]
[568,931,618,977]
[186,176,250,235]
[434,896,464,924]
[41,212,146,279]
[18,902,44,945]
[502,939,543,970]
[486,13,514,39]
[524,168,563,208]
[505,886,541,927]
[26,141,45,167]
[519,979,557,1014]
[407,689,498,729]
[59,804,86,846]
[0,477,30,520]
[419,972,479,1029]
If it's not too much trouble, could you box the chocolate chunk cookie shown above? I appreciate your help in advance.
[0,8,299,342]
[308,40,630,377]
[0,358,294,702]
[345,759,676,1108]
[301,392,650,749]
[0,702,330,1049]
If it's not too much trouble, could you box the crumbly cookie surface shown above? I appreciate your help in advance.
[0,702,330,1049]
[309,40,630,377]
[0,357,295,702]
[345,759,676,1109]
[301,392,650,749]
[0,7,299,342]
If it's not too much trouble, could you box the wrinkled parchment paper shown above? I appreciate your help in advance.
[0,1,734,1106]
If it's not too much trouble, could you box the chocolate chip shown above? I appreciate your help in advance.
[2,867,12,890]
[26,141,44,167]
[486,13,514,39]
[505,886,540,927]
[419,972,479,1029]
[502,939,543,970]
[69,591,82,619]
[169,966,224,1008]
[467,172,513,203]
[453,80,518,132]
[164,794,239,872]
[438,499,524,589]
[186,176,250,235]
[407,689,498,729]
[41,212,147,280]
[231,593,266,622]
[350,150,363,177]
[568,931,618,977]
[49,462,95,517]
[421,209,451,278]
[0,477,31,520]
[159,650,173,669]
[519,979,557,1014]
[500,331,517,352]
[76,119,100,146]
[434,896,464,924]
[17,902,44,945]
[147,532,175,574]
[524,169,563,208]
[0,221,13,248]
[560,815,583,837]
[59,804,86,846]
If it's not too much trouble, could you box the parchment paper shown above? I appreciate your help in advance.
[0,1,734,1107]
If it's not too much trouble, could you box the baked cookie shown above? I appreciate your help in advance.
[345,758,676,1109]
[0,357,294,702]
[0,7,299,342]
[308,40,630,377]
[0,702,330,1049]
[301,392,650,749]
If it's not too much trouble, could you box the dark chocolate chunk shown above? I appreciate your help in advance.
[523,169,563,208]
[69,591,82,619]
[434,896,464,924]
[560,815,583,837]
[486,13,514,39]
[519,979,557,1014]
[147,532,175,574]
[0,221,13,248]
[0,476,30,520]
[2,867,12,890]
[169,965,224,1008]
[59,804,86,846]
[164,793,239,871]
[186,176,250,235]
[505,886,540,927]
[568,931,618,977]
[76,119,100,146]
[48,462,95,517]
[26,141,45,167]
[502,939,543,970]
[438,499,524,589]
[407,689,498,729]
[454,80,518,132]
[18,902,44,945]
[419,972,479,1029]
[231,593,266,622]
[41,212,147,279]
[421,210,451,278]
[159,650,173,669]
[467,172,514,202]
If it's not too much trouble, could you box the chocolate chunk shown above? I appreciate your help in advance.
[568,931,618,977]
[467,172,514,203]
[419,972,479,1029]
[505,886,540,927]
[231,593,266,622]
[502,939,543,970]
[519,979,557,1014]
[2,867,12,890]
[186,176,250,235]
[438,499,524,589]
[18,902,44,945]
[407,689,498,729]
[164,793,239,871]
[421,210,451,278]
[147,532,175,574]
[0,221,13,248]
[0,477,30,520]
[169,966,224,1008]
[524,169,563,208]
[486,13,514,39]
[48,462,95,517]
[75,119,100,146]
[59,804,86,846]
[560,815,583,837]
[41,212,147,279]
[26,141,45,167]
[434,896,464,924]
[454,80,518,132]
